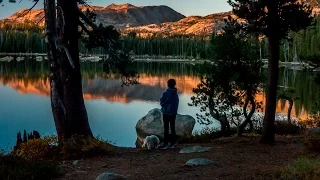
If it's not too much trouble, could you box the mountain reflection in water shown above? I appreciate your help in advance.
[0,58,319,149]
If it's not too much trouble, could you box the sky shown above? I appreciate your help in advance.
[0,0,231,19]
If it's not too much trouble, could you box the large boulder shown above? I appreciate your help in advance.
[136,109,195,146]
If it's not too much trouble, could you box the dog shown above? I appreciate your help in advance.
[142,135,160,150]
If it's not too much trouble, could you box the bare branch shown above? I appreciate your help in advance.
[78,20,91,35]
[36,15,45,26]
[17,0,40,18]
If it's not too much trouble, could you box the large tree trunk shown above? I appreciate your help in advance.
[260,35,280,144]
[57,0,92,139]
[45,0,93,142]
[44,0,66,141]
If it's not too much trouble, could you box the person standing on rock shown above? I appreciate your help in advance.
[159,79,179,149]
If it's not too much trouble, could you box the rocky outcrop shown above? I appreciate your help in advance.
[135,109,195,146]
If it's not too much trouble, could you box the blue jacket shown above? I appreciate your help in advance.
[160,88,179,115]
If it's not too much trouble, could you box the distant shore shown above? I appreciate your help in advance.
[0,53,314,67]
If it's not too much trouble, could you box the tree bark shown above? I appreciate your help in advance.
[44,0,66,142]
[209,96,230,136]
[260,36,280,144]
[260,1,280,144]
[238,91,256,136]
[45,0,93,142]
[57,0,93,139]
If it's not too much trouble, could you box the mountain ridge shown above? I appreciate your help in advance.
[3,3,186,29]
[2,2,320,36]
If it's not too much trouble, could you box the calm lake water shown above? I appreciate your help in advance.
[0,56,319,150]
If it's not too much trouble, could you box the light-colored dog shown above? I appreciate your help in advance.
[142,135,160,150]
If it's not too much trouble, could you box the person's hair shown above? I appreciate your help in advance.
[167,79,176,88]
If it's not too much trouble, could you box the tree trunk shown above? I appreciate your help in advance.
[260,35,280,144]
[44,0,66,142]
[57,0,93,139]
[287,98,293,123]
[221,114,231,136]
[45,0,93,141]
[238,91,256,136]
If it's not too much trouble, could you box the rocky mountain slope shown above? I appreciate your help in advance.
[125,12,232,36]
[2,2,320,36]
[4,3,185,28]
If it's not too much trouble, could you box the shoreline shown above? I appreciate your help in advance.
[0,53,316,68]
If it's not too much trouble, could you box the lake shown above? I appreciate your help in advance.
[0,55,318,151]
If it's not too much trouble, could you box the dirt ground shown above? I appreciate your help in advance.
[57,135,312,180]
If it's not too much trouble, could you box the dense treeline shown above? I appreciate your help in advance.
[0,22,210,58]
[2,14,320,61]
[280,15,320,61]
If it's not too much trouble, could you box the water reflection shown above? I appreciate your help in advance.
[0,57,319,149]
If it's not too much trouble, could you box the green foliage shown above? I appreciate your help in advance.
[228,0,313,39]
[0,27,209,59]
[0,154,61,180]
[281,157,320,180]
[61,135,114,158]
[190,17,263,135]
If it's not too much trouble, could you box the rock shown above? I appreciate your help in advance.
[136,108,195,146]
[96,172,127,180]
[307,127,320,136]
[179,146,212,154]
[186,158,216,166]
[73,160,79,165]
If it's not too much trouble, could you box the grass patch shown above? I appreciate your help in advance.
[281,157,320,180]
[0,154,61,180]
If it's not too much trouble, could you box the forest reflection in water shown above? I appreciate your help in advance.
[0,56,318,149]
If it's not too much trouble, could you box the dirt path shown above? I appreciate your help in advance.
[57,136,308,180]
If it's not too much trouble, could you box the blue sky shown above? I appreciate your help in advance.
[0,0,231,19]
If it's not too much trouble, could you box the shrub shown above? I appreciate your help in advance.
[275,121,305,135]
[61,135,114,158]
[43,135,59,146]
[13,139,51,160]
[304,134,320,152]
[281,157,320,180]
[0,154,61,180]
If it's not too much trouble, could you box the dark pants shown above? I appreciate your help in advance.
[163,114,176,145]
